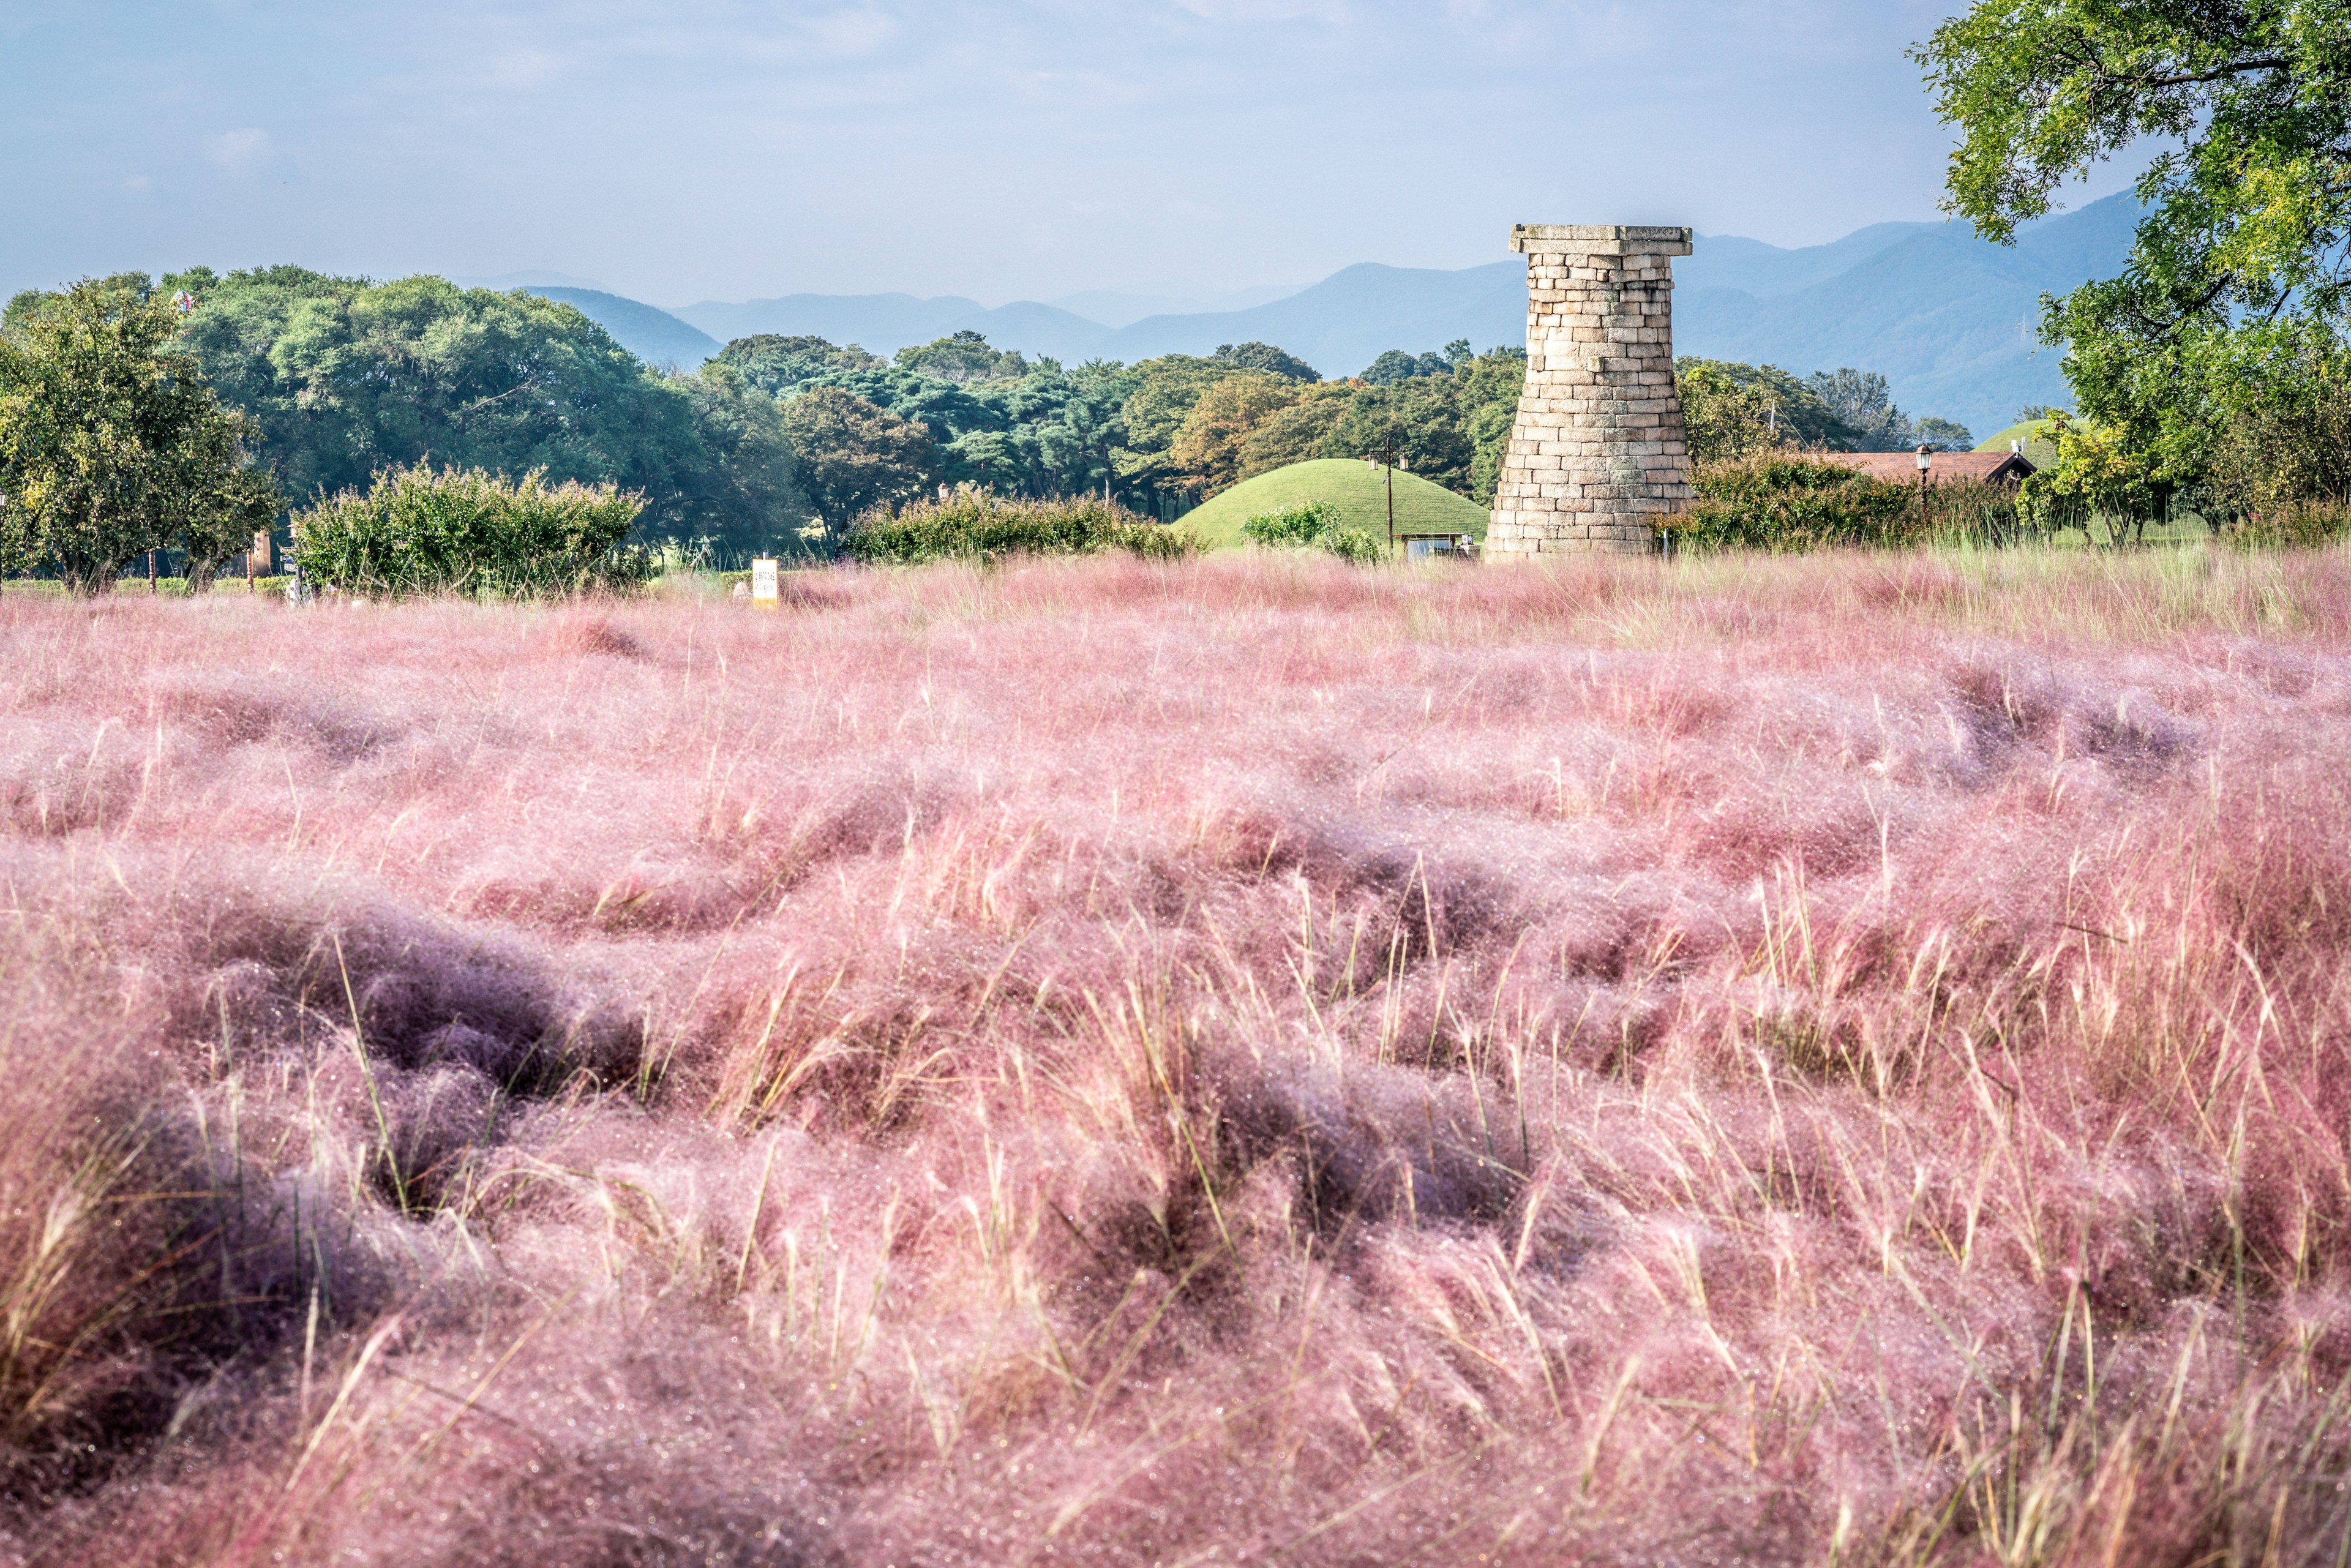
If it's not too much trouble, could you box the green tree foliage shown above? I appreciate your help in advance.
[294,463,650,597]
[1136,347,1518,501]
[675,363,806,547]
[1237,500,1381,563]
[1323,378,1475,489]
[2208,372,2351,512]
[781,388,942,526]
[1362,348,1457,384]
[841,492,1195,565]
[1233,389,1353,476]
[1918,1,2351,482]
[1805,373,1974,454]
[716,335,884,395]
[2020,413,2173,531]
[1111,355,1239,497]
[1209,342,1320,381]
[0,277,279,593]
[895,330,1029,384]
[157,266,809,557]
[1805,367,1970,451]
[1670,360,1859,451]
[1164,373,1310,494]
[726,332,1511,514]
[731,334,1140,504]
[1660,455,1927,552]
[1670,360,1965,463]
[1678,363,1790,464]
[1460,347,1526,504]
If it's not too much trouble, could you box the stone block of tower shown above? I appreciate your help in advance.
[1486,224,1695,558]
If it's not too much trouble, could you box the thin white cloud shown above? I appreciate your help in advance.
[491,48,563,86]
[203,127,273,174]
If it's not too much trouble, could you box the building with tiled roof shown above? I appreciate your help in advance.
[1815,451,2036,486]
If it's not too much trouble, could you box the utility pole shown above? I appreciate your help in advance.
[1381,428,1411,550]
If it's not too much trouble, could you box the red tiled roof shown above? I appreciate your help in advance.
[1814,451,2036,486]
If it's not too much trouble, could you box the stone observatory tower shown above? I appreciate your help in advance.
[1486,224,1695,557]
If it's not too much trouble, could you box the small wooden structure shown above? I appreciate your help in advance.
[1400,533,1479,561]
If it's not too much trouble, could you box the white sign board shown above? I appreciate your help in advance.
[751,558,780,610]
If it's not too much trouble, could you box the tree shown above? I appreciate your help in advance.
[1917,2,2351,479]
[168,412,281,589]
[162,266,803,554]
[1804,367,1969,451]
[1360,348,1454,384]
[1234,389,1352,476]
[896,331,1028,384]
[1911,416,1976,452]
[1209,342,1319,382]
[779,388,940,525]
[673,362,812,557]
[1163,373,1307,495]
[0,278,279,593]
[1671,360,1858,451]
[716,335,883,396]
[1460,347,1528,503]
[1111,354,1253,496]
[1323,378,1474,491]
[1678,363,1788,464]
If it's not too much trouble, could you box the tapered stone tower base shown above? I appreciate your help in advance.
[1487,224,1695,558]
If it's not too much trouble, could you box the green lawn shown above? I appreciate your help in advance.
[1182,459,1489,550]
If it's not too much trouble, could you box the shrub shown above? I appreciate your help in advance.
[1660,454,1927,552]
[293,463,652,598]
[2218,500,2351,548]
[841,493,1196,565]
[1239,500,1383,564]
[1924,475,2031,547]
[1239,500,1332,547]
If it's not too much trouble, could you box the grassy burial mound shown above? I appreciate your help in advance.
[1183,457,1488,549]
[1974,416,2064,468]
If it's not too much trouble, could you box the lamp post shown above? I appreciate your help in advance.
[1916,445,1933,532]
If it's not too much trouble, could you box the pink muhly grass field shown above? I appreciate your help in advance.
[6,547,2351,1565]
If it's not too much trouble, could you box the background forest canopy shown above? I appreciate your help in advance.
[2,264,1975,569]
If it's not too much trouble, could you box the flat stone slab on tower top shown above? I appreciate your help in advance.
[1510,224,1695,256]
[1488,223,1696,560]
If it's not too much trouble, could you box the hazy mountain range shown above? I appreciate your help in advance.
[510,197,2137,440]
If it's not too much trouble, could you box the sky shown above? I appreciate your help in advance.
[0,1,2146,312]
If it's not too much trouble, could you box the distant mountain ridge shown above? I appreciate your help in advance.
[522,287,720,372]
[541,197,2142,438]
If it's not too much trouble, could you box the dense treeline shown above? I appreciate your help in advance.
[0,279,279,592]
[2,268,810,564]
[714,329,1535,517]
[153,266,805,551]
[6,263,1993,577]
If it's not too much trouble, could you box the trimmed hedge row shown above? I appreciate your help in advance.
[842,495,1196,565]
[1660,456,1926,552]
